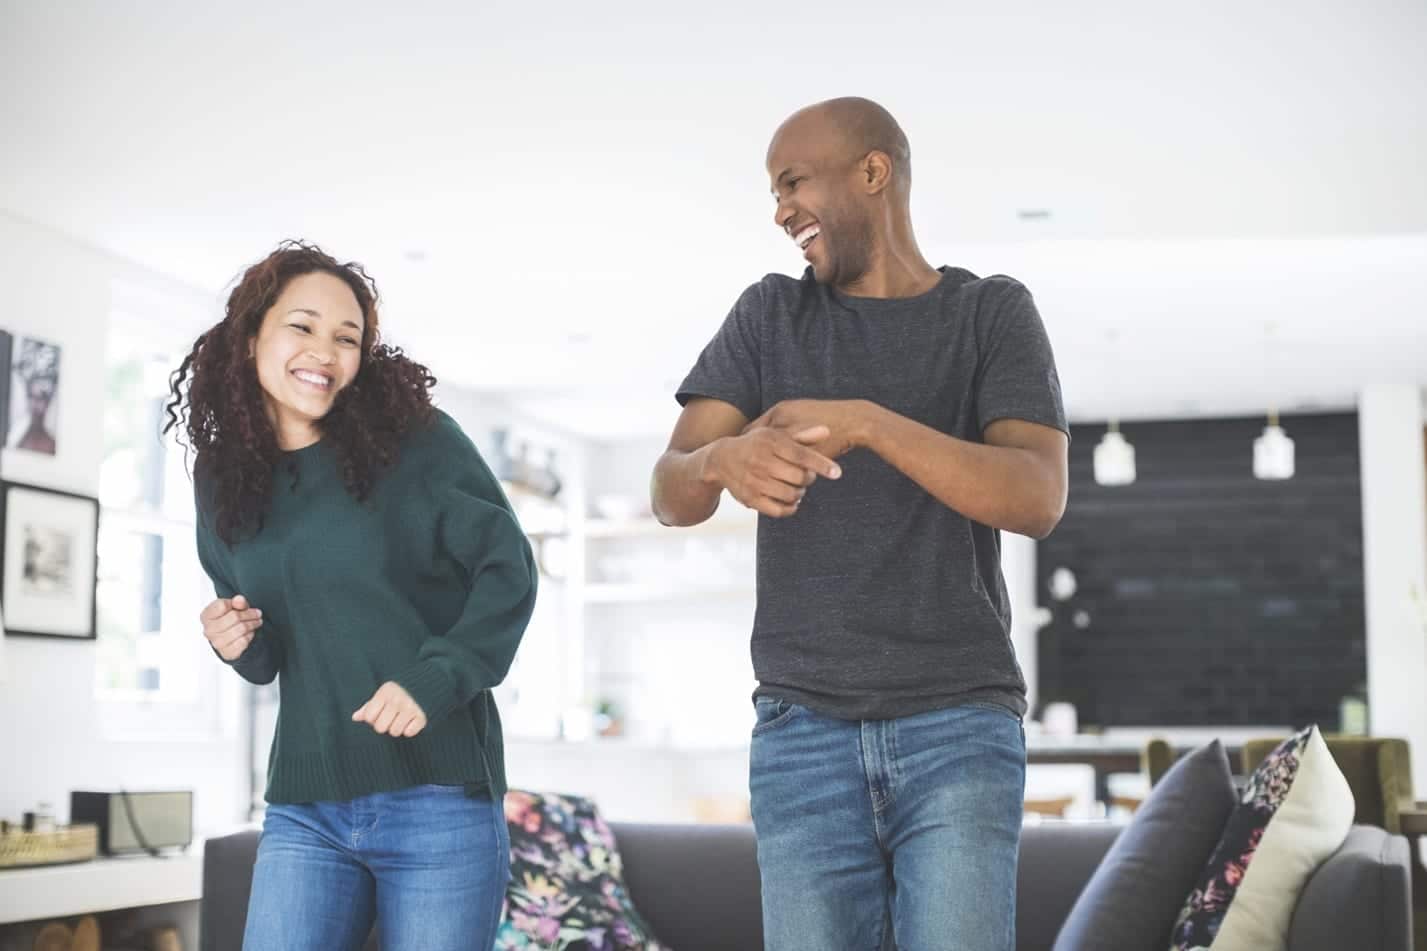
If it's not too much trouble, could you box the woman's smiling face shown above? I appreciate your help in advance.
[249,270,366,445]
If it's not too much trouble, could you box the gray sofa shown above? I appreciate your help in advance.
[201,821,1412,951]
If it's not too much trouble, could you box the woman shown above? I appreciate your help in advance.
[166,240,537,951]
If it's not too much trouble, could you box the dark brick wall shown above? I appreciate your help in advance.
[1035,412,1365,728]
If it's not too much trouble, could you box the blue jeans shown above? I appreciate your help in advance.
[749,698,1026,951]
[243,784,510,951]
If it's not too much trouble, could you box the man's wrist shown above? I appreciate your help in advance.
[696,437,729,488]
[852,400,882,450]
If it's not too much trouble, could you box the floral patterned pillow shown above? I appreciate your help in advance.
[1169,724,1353,951]
[496,790,669,951]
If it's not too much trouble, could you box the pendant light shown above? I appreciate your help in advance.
[1254,408,1295,480]
[1094,419,1137,486]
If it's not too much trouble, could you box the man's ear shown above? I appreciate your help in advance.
[861,151,893,195]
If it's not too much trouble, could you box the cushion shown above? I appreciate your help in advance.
[1169,725,1355,951]
[1052,740,1238,951]
[497,790,669,951]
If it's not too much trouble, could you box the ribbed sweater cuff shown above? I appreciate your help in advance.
[393,660,460,723]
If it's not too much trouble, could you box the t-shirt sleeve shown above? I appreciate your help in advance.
[975,279,1069,437]
[674,281,764,421]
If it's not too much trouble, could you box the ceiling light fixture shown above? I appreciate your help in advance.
[1094,419,1137,486]
[1253,409,1295,480]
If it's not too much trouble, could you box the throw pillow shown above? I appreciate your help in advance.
[497,790,669,951]
[1169,724,1354,951]
[1053,740,1238,951]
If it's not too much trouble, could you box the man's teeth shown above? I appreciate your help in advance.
[795,226,820,249]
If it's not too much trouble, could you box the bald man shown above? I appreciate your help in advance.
[651,98,1069,950]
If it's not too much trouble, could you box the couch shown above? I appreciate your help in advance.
[202,820,1412,951]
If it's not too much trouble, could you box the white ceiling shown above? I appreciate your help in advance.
[3,0,1425,439]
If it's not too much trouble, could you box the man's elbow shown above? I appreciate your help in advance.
[1026,493,1066,540]
[649,454,715,528]
[649,464,679,527]
[1017,480,1066,540]
[651,498,710,529]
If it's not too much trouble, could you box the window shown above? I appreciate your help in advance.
[94,306,226,732]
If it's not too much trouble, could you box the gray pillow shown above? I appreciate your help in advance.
[1053,740,1237,951]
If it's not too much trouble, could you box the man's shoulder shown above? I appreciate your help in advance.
[945,268,1028,300]
[942,271,1039,334]
[742,271,816,309]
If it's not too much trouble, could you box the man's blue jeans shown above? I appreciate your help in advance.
[243,784,509,951]
[750,698,1026,950]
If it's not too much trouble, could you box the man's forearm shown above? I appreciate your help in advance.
[651,442,725,527]
[862,404,1065,539]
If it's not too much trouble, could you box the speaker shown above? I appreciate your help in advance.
[69,790,193,855]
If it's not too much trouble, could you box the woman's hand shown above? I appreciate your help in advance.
[200,595,263,661]
[352,682,429,737]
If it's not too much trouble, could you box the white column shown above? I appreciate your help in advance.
[1003,531,1041,716]
[1359,384,1427,792]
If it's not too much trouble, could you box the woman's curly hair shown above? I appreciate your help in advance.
[165,240,436,543]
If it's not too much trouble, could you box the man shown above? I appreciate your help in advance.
[650,97,1069,950]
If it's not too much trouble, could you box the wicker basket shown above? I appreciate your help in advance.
[0,823,99,868]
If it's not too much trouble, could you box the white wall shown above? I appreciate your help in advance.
[0,212,247,836]
[1359,384,1427,792]
[1002,532,1041,716]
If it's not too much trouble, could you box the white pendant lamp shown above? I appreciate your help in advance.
[1253,409,1295,480]
[1094,420,1137,486]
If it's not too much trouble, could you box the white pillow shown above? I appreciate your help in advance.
[1168,724,1354,951]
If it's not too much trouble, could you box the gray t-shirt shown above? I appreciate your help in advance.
[677,266,1067,721]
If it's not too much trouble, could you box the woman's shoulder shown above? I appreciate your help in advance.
[398,408,481,467]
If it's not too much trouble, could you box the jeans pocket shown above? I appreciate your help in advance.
[751,697,799,737]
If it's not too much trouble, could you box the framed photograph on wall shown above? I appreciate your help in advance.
[7,334,61,456]
[0,482,98,639]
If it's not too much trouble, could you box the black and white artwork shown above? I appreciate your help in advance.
[1,483,97,639]
[22,523,75,596]
[7,335,61,456]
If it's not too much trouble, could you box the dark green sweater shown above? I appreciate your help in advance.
[195,410,537,804]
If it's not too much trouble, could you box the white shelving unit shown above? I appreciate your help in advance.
[506,482,758,744]
[0,851,204,924]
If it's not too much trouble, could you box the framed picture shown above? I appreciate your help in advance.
[6,334,61,456]
[0,482,98,639]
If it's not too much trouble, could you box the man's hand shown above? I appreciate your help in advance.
[704,424,841,518]
[352,682,429,737]
[743,399,874,460]
[200,595,263,661]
